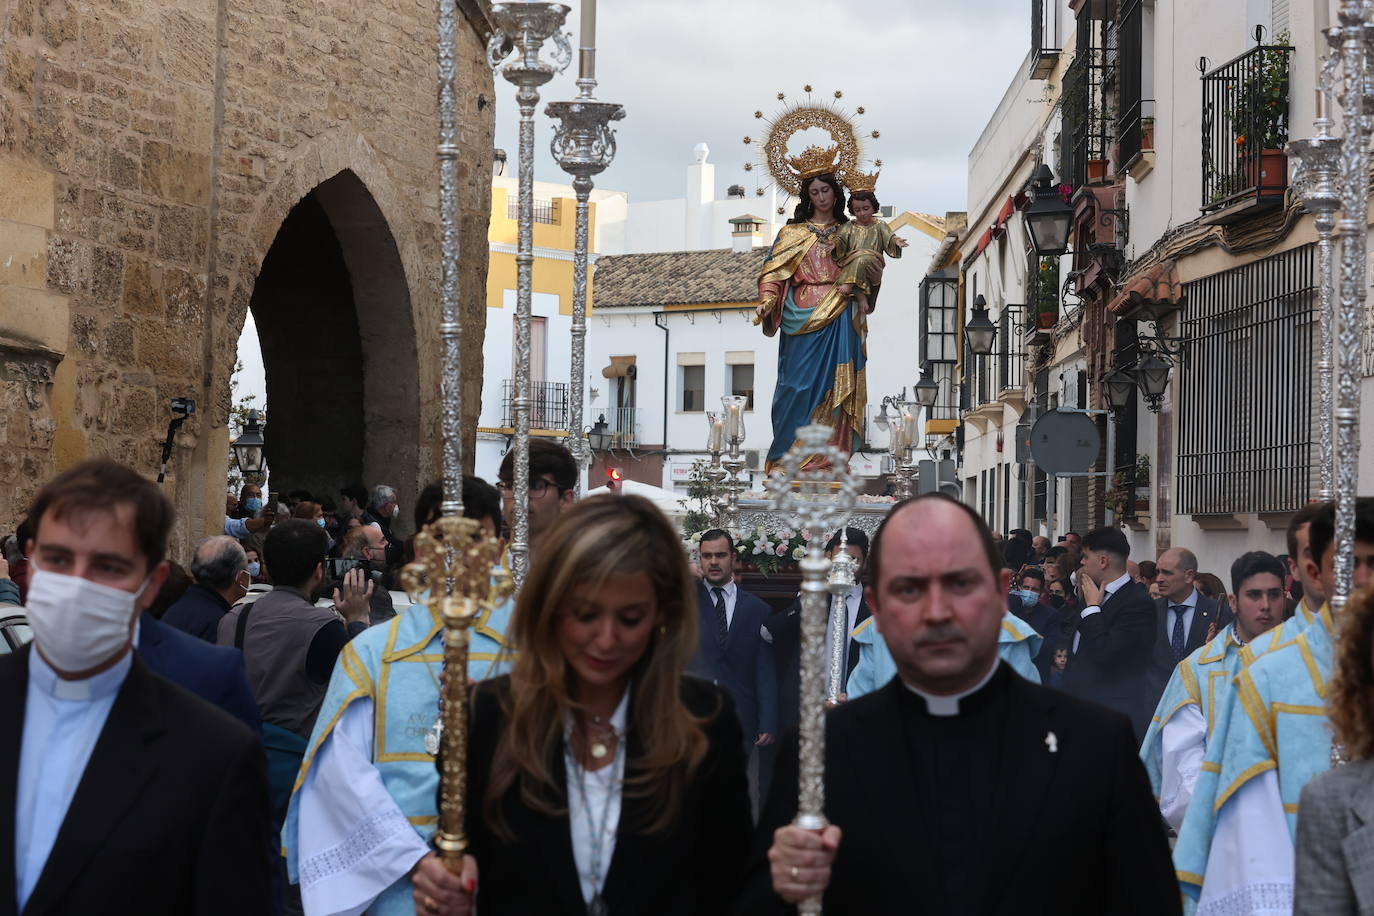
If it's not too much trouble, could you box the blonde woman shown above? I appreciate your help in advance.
[1294,585,1374,915]
[414,494,752,916]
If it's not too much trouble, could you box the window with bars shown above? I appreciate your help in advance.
[1059,14,1117,189]
[1177,245,1316,515]
[1116,0,1152,169]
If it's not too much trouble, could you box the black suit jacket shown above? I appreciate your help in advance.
[0,646,273,916]
[1062,578,1157,738]
[687,583,778,739]
[764,592,871,734]
[138,612,260,733]
[1142,594,1226,720]
[463,675,753,915]
[741,665,1180,915]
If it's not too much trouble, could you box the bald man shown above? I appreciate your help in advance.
[1142,547,1228,721]
[745,494,1178,915]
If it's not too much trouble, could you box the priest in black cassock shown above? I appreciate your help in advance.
[740,493,1179,916]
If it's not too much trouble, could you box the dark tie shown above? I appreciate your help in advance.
[712,587,728,650]
[1170,605,1187,663]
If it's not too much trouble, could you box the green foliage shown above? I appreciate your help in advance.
[1034,257,1060,317]
[678,459,725,533]
[1230,34,1290,151]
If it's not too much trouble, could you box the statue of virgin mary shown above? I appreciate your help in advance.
[755,145,865,472]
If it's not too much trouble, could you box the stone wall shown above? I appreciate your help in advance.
[0,0,495,559]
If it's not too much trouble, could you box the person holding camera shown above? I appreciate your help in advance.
[333,524,396,626]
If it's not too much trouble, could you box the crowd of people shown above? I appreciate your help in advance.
[1,441,1372,915]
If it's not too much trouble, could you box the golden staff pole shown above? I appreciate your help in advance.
[402,517,512,870]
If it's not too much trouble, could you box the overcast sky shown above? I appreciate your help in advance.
[237,2,1029,413]
[498,0,1030,215]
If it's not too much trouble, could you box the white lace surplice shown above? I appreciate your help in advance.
[1196,770,1294,916]
[295,697,430,916]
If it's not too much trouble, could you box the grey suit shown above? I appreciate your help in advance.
[1295,758,1374,916]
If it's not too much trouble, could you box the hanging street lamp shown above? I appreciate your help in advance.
[231,409,266,476]
[1023,163,1074,257]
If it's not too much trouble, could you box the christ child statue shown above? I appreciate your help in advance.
[833,189,908,314]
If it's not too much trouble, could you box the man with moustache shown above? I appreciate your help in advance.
[746,494,1177,915]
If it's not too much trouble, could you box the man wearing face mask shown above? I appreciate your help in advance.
[164,536,253,642]
[363,484,404,585]
[0,459,273,913]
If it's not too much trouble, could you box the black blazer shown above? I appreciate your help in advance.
[463,675,752,916]
[0,646,273,916]
[687,583,778,739]
[1142,594,1226,720]
[1062,578,1157,738]
[741,666,1180,915]
[764,592,871,733]
[138,612,260,733]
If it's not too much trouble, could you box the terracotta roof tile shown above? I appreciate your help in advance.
[593,248,768,308]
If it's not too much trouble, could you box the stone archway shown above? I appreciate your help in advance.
[247,168,422,517]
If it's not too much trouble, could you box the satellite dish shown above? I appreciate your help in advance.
[1029,409,1101,475]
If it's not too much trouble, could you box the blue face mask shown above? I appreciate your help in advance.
[315,518,326,528]
[246,562,261,578]
[244,497,263,513]
[1011,589,1041,608]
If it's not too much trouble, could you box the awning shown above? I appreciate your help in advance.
[1108,259,1185,318]
[601,355,636,378]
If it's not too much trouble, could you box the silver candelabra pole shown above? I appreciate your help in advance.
[489,1,572,587]
[719,395,749,529]
[547,0,624,498]
[435,0,466,516]
[826,527,857,704]
[1325,4,1372,615]
[887,402,917,499]
[1289,57,1342,501]
[703,411,728,526]
[767,424,859,916]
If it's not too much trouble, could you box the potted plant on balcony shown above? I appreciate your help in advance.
[1034,257,1059,329]
[1132,454,1151,513]
[1232,33,1290,191]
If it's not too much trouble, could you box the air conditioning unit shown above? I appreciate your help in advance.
[744,450,762,470]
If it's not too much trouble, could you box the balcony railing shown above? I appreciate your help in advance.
[998,305,1027,393]
[506,198,557,223]
[1116,0,1151,169]
[1200,38,1294,212]
[606,406,639,449]
[501,380,570,430]
[1029,0,1060,79]
[1059,17,1115,189]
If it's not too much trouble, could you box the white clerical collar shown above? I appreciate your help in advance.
[901,658,999,717]
[29,643,132,702]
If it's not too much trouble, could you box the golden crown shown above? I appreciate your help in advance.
[844,168,880,193]
[785,144,842,181]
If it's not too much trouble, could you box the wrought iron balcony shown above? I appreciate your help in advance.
[501,380,570,430]
[1200,35,1294,219]
[603,406,640,449]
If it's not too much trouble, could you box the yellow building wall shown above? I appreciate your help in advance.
[486,187,599,317]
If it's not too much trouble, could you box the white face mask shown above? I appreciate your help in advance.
[390,503,399,519]
[25,567,148,675]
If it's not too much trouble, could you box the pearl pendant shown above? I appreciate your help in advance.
[590,741,608,759]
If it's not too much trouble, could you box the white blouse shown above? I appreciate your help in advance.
[565,690,630,905]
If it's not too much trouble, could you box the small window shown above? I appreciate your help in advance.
[730,364,755,410]
[681,365,705,412]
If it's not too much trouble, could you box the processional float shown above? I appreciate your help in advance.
[767,424,859,916]
[1287,1,1370,620]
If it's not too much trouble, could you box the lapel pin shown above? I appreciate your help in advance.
[1045,731,1058,754]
